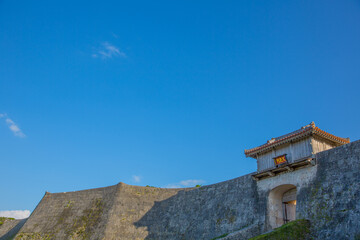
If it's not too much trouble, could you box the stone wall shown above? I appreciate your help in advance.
[130,174,264,240]
[297,140,360,240]
[7,140,360,240]
[15,185,118,239]
[13,175,265,239]
[0,218,26,240]
[104,183,185,239]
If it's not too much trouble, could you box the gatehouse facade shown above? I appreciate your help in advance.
[245,122,350,229]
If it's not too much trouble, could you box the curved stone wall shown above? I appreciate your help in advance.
[13,176,265,239]
[5,140,360,240]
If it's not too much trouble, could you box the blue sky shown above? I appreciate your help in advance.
[1,0,360,215]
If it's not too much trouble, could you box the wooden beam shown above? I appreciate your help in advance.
[308,158,316,166]
[285,166,294,172]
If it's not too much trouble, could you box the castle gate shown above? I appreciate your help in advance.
[268,184,297,229]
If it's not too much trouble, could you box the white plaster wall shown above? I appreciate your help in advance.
[256,166,318,229]
[311,137,335,154]
[257,165,318,193]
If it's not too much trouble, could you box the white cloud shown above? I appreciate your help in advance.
[132,175,142,183]
[0,113,26,138]
[179,179,205,187]
[0,210,31,219]
[92,42,126,59]
[164,184,182,188]
[165,179,205,188]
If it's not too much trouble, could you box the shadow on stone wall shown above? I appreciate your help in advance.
[133,141,360,240]
[134,175,264,240]
[0,218,27,240]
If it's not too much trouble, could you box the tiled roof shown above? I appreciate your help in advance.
[244,122,350,158]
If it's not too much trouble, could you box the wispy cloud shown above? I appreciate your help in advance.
[132,175,142,183]
[0,114,26,138]
[179,179,205,186]
[92,42,126,59]
[164,179,205,188]
[0,210,31,219]
[111,32,119,39]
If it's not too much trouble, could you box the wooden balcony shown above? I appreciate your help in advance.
[252,156,316,181]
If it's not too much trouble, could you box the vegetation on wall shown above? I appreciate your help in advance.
[248,219,311,240]
[66,198,104,239]
[211,233,229,240]
[16,232,54,240]
[0,217,15,226]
